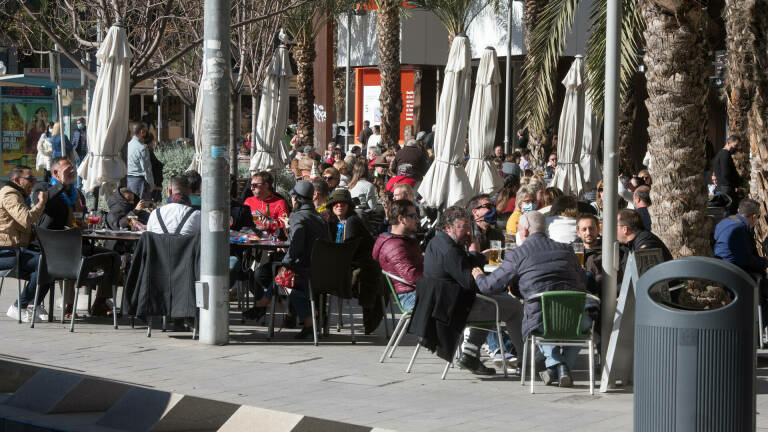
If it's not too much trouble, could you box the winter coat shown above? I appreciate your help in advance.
[36,134,53,171]
[282,202,330,282]
[0,183,46,247]
[372,232,422,294]
[107,190,149,230]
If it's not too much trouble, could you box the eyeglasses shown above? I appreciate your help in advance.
[473,203,494,211]
[323,176,337,181]
[407,213,420,220]
[250,183,264,189]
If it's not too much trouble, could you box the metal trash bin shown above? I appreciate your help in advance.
[634,257,756,432]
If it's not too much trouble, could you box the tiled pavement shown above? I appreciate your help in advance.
[0,283,765,431]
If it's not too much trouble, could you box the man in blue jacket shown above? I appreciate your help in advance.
[714,198,767,275]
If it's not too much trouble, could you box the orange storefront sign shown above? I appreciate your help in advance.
[354,68,415,145]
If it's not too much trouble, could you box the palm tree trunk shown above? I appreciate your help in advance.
[618,84,636,174]
[377,1,402,150]
[641,0,711,259]
[294,39,316,149]
[725,0,756,181]
[523,0,545,54]
[749,0,768,244]
[522,0,551,168]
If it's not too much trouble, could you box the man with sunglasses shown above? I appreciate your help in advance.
[243,171,290,230]
[468,194,504,252]
[1,166,48,322]
[372,199,422,310]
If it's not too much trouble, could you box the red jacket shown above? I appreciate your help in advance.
[386,175,417,192]
[244,194,290,228]
[372,232,422,294]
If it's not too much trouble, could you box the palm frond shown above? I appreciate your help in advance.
[406,0,498,35]
[585,0,644,118]
[516,0,579,134]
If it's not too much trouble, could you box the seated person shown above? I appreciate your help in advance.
[146,176,201,235]
[617,208,672,284]
[372,199,422,310]
[347,162,379,211]
[326,188,384,333]
[244,171,290,230]
[714,198,768,310]
[537,187,563,216]
[184,171,202,210]
[505,186,537,235]
[321,167,341,192]
[577,213,602,294]
[312,179,331,222]
[1,166,49,322]
[229,176,255,232]
[468,194,504,251]
[386,164,418,192]
[473,211,595,387]
[413,206,524,376]
[546,195,579,244]
[107,187,151,230]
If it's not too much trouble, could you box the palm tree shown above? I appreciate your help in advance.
[748,1,768,243]
[284,0,357,149]
[725,0,755,181]
[407,0,498,44]
[375,0,403,150]
[640,1,712,261]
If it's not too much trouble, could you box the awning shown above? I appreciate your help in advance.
[0,74,82,89]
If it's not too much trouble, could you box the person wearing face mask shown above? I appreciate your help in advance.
[409,206,524,375]
[467,194,504,251]
[36,122,54,182]
[505,186,537,235]
[472,211,596,387]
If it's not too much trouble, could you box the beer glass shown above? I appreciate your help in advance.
[489,240,502,265]
[572,241,585,267]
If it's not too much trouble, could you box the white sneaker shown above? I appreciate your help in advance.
[492,351,518,368]
[31,305,49,321]
[22,308,34,323]
[6,304,28,323]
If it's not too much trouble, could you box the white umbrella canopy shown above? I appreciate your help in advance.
[580,93,602,190]
[551,56,587,196]
[418,35,473,208]
[188,68,205,173]
[465,47,503,195]
[250,44,293,173]
[77,24,132,195]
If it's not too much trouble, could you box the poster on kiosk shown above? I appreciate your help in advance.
[0,87,56,178]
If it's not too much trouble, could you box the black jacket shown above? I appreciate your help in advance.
[123,231,200,318]
[713,148,740,189]
[230,199,255,231]
[283,202,329,282]
[394,145,429,179]
[408,231,481,361]
[618,229,673,285]
[31,182,85,230]
[107,190,149,230]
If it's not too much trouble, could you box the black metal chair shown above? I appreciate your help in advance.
[31,227,120,331]
[0,247,28,324]
[308,239,359,346]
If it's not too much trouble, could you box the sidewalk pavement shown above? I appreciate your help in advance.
[0,283,765,431]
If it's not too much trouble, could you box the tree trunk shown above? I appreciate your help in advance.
[641,0,711,259]
[725,0,756,182]
[251,90,260,158]
[522,0,551,169]
[377,1,402,150]
[749,0,768,245]
[618,84,637,175]
[229,91,240,176]
[294,39,316,149]
[523,0,544,54]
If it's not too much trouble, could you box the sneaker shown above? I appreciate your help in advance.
[492,352,519,369]
[6,304,26,322]
[22,308,34,323]
[457,353,496,375]
[538,367,558,385]
[31,305,49,321]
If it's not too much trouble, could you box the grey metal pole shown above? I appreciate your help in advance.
[199,0,231,345]
[157,96,162,144]
[53,45,65,157]
[504,0,512,154]
[345,11,352,153]
[600,0,620,361]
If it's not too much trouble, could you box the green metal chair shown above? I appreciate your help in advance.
[520,290,599,394]
[379,271,415,363]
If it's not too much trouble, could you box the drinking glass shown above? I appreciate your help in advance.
[489,240,502,265]
[572,241,585,267]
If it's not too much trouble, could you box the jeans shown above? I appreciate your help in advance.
[463,295,524,359]
[126,175,151,201]
[486,330,517,356]
[229,256,241,289]
[539,316,593,369]
[397,291,416,311]
[289,284,311,321]
[0,248,50,309]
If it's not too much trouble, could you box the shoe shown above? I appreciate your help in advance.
[90,301,110,317]
[22,308,33,323]
[32,305,49,321]
[6,304,28,322]
[492,352,519,369]
[457,354,496,375]
[294,326,315,340]
[557,364,573,387]
[242,306,266,321]
[538,367,558,385]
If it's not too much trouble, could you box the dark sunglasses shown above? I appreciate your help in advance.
[323,176,337,181]
[473,203,494,211]
[250,183,264,188]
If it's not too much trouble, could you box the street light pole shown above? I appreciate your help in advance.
[601,0,621,363]
[52,44,65,157]
[345,10,351,153]
[504,0,513,154]
[199,0,231,345]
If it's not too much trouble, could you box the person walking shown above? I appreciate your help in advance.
[713,135,743,213]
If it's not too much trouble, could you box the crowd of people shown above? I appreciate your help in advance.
[1,119,765,387]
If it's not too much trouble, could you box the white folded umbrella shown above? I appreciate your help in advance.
[250,44,293,174]
[551,56,587,196]
[188,61,205,173]
[418,35,473,208]
[77,24,132,195]
[465,47,503,195]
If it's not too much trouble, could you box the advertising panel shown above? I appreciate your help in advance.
[0,100,54,176]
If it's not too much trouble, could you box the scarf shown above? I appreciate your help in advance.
[167,193,191,206]
[50,178,78,207]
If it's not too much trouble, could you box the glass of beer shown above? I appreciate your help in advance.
[572,241,585,267]
[489,240,502,265]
